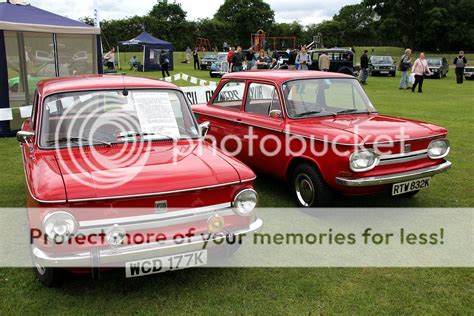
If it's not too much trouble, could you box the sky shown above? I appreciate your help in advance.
[24,0,360,25]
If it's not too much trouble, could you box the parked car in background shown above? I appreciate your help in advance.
[309,48,355,75]
[426,57,449,79]
[17,75,261,286]
[210,52,230,78]
[200,53,218,70]
[463,65,474,80]
[273,51,290,64]
[368,56,396,77]
[193,71,451,208]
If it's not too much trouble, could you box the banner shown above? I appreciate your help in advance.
[0,108,13,121]
[180,86,216,105]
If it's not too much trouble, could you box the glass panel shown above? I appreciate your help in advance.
[4,31,23,95]
[283,79,376,118]
[56,34,97,75]
[245,83,280,116]
[212,81,245,110]
[40,89,199,148]
[23,32,55,97]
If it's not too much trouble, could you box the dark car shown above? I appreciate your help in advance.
[309,48,354,76]
[464,65,474,80]
[426,57,449,79]
[273,51,290,64]
[200,53,218,70]
[369,56,397,77]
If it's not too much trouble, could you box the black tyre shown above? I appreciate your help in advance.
[391,72,396,77]
[33,264,64,287]
[209,71,216,78]
[291,163,334,207]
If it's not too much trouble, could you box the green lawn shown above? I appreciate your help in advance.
[0,59,473,313]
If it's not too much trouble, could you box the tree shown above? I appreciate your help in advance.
[214,0,275,47]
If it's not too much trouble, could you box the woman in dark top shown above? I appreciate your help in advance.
[256,50,269,69]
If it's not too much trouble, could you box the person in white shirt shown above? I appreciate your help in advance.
[104,48,115,70]
[411,52,432,93]
[295,46,312,70]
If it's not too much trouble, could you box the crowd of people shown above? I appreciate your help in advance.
[358,48,468,92]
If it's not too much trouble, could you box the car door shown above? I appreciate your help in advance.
[198,80,246,154]
[232,81,287,174]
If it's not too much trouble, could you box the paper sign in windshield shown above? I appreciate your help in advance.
[133,92,180,139]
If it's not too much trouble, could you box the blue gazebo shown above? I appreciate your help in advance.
[0,1,101,136]
[119,31,173,72]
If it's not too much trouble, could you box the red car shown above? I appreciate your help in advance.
[192,71,451,207]
[17,75,261,286]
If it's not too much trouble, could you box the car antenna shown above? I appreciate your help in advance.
[121,74,129,96]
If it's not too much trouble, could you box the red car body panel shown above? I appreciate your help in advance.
[192,70,450,196]
[18,75,261,276]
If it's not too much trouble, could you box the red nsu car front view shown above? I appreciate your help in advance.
[17,75,262,287]
[192,71,451,207]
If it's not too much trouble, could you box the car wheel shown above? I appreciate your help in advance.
[292,163,333,207]
[209,71,216,78]
[398,190,420,198]
[391,72,396,77]
[437,73,442,79]
[33,262,64,287]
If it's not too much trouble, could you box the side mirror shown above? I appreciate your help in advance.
[199,121,211,137]
[269,110,282,119]
[16,131,35,144]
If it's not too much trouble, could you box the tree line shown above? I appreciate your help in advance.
[82,0,474,52]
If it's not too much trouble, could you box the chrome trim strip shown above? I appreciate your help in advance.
[379,149,428,160]
[80,203,231,230]
[335,161,451,187]
[378,149,429,166]
[193,111,446,146]
[32,218,264,267]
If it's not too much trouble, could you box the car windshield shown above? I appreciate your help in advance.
[40,89,199,148]
[370,56,393,64]
[217,54,227,61]
[427,58,441,66]
[203,54,217,59]
[282,78,376,119]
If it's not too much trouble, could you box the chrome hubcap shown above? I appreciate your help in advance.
[35,262,46,276]
[295,174,315,207]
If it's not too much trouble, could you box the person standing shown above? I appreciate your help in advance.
[160,53,170,78]
[185,47,192,64]
[223,42,229,52]
[399,48,412,89]
[318,52,330,71]
[454,51,468,84]
[104,48,115,70]
[231,46,244,72]
[359,50,369,84]
[411,52,432,93]
[246,47,256,70]
[288,49,298,70]
[295,46,312,70]
[192,48,200,70]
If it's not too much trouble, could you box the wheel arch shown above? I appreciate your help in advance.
[285,156,323,182]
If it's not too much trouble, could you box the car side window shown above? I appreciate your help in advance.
[212,81,245,111]
[245,83,281,116]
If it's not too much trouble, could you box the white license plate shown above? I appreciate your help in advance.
[380,71,389,74]
[125,250,207,278]
[392,177,431,196]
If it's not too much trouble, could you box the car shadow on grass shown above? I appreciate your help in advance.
[253,173,424,208]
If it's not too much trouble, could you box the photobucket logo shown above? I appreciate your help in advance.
[53,99,155,190]
[198,125,411,159]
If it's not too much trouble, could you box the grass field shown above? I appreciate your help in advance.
[0,57,473,314]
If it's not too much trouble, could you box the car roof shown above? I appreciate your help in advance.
[222,70,354,83]
[37,75,177,96]
[310,48,353,53]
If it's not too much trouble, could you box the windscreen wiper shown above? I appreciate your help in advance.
[117,131,176,142]
[293,110,323,118]
[48,137,112,147]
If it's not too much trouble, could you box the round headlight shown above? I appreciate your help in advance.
[232,189,258,216]
[428,139,450,159]
[43,211,77,243]
[350,150,379,172]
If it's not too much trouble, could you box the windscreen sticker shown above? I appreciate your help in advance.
[132,92,180,139]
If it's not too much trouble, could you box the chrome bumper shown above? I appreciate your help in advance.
[32,218,263,268]
[335,161,451,187]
